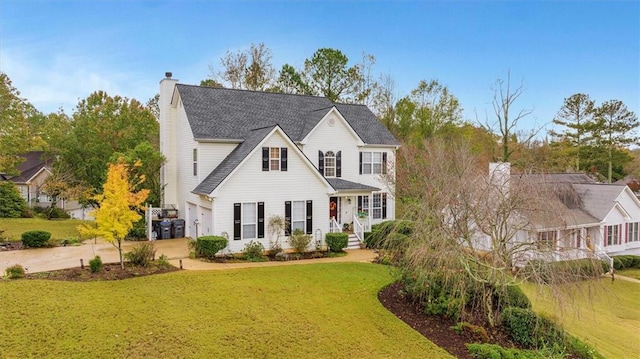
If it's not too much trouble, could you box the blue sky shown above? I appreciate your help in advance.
[1,1,638,134]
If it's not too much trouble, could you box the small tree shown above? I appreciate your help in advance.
[0,182,26,218]
[267,215,287,254]
[78,158,149,269]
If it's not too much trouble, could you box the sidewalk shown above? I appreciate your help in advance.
[0,238,377,274]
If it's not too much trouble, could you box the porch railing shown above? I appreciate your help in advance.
[329,217,342,233]
[595,245,614,273]
[353,216,365,243]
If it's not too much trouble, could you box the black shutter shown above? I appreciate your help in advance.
[306,200,313,234]
[382,152,388,174]
[357,196,362,212]
[336,151,342,177]
[359,152,363,174]
[262,147,269,171]
[284,201,292,236]
[233,203,241,240]
[257,202,265,238]
[382,193,387,219]
[318,150,324,174]
[281,147,288,171]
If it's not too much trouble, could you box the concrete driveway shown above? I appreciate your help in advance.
[0,238,377,274]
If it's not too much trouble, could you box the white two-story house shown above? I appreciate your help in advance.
[158,73,399,251]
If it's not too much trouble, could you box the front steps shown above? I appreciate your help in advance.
[346,234,361,250]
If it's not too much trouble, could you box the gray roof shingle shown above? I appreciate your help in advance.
[192,126,274,195]
[326,178,380,192]
[176,84,399,146]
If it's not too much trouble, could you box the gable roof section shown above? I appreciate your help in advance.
[175,84,399,146]
[193,125,334,197]
[0,151,52,184]
[326,178,380,192]
[572,183,628,221]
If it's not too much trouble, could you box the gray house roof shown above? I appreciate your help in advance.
[572,183,627,221]
[193,126,275,195]
[176,84,399,146]
[326,178,380,192]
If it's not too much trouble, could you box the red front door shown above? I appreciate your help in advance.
[329,197,338,220]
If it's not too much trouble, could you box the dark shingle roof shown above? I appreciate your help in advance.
[193,126,274,195]
[176,84,399,146]
[0,151,51,184]
[326,178,380,192]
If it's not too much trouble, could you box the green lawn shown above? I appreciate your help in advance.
[0,263,453,359]
[523,279,640,359]
[0,218,92,241]
[618,268,640,280]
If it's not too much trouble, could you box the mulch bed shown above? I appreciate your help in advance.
[0,241,24,251]
[378,282,516,359]
[25,262,180,281]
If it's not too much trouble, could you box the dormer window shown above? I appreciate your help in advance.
[318,150,341,177]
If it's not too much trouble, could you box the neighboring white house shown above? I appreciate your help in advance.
[482,164,640,266]
[158,73,399,252]
[0,151,90,219]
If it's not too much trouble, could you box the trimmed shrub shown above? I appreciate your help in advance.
[21,230,51,248]
[125,242,156,267]
[288,229,311,253]
[466,343,548,359]
[243,240,267,262]
[494,285,532,311]
[45,207,70,219]
[4,264,26,279]
[367,219,414,249]
[0,182,26,218]
[196,235,228,259]
[325,232,348,252]
[501,307,565,350]
[89,256,103,273]
[613,255,640,270]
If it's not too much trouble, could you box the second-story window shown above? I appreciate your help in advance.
[270,147,280,171]
[359,151,387,175]
[318,150,341,177]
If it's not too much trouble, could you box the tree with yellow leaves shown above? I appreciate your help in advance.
[78,158,149,269]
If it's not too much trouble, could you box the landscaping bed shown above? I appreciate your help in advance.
[24,262,179,281]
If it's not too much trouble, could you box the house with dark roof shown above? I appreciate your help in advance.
[0,151,52,205]
[481,164,640,267]
[158,73,399,252]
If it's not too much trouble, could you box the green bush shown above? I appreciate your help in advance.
[4,264,26,279]
[157,254,171,268]
[21,230,51,248]
[565,335,605,359]
[0,182,26,218]
[367,220,414,249]
[466,343,549,359]
[521,258,607,284]
[243,240,267,262]
[45,207,70,219]
[125,242,156,267]
[196,235,228,259]
[127,220,147,240]
[501,307,565,350]
[494,285,531,312]
[288,229,311,253]
[325,232,348,252]
[451,322,489,343]
[613,255,640,270]
[89,256,103,273]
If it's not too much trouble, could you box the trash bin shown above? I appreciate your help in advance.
[172,219,185,238]
[159,221,172,240]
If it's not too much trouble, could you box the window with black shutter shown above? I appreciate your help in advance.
[284,201,292,236]
[318,150,324,174]
[336,151,342,177]
[257,202,265,238]
[280,148,287,171]
[233,203,241,240]
[306,200,313,234]
[262,148,269,171]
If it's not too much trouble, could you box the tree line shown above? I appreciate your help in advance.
[0,43,638,211]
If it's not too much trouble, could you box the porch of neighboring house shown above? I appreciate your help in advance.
[513,226,613,268]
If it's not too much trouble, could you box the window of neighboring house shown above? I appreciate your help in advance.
[605,224,621,246]
[192,148,197,176]
[537,231,557,250]
[627,222,639,242]
[262,147,288,171]
[359,151,387,175]
[285,200,313,235]
[233,202,264,240]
